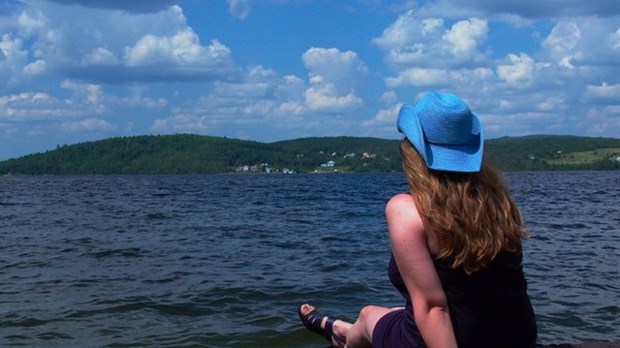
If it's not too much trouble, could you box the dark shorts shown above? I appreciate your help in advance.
[371,308,426,348]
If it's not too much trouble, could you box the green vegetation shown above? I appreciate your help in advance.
[1,134,619,175]
[484,135,620,171]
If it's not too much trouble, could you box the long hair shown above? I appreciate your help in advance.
[399,139,528,274]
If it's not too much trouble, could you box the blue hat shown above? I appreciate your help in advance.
[397,92,484,172]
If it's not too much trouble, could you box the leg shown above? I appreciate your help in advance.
[299,303,350,347]
[339,305,401,348]
[298,303,401,348]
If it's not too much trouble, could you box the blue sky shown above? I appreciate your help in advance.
[1,0,619,160]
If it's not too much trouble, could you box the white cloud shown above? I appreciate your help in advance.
[17,9,46,36]
[61,80,105,113]
[582,105,620,135]
[373,12,489,68]
[493,14,534,28]
[4,2,237,83]
[304,83,363,112]
[536,96,567,112]
[0,91,76,120]
[610,28,620,50]
[119,87,168,109]
[361,103,402,136]
[0,34,29,90]
[385,67,494,88]
[82,47,118,65]
[372,11,442,49]
[409,0,618,20]
[124,30,230,68]
[46,0,175,13]
[60,118,116,133]
[496,53,537,87]
[540,18,618,69]
[152,113,208,133]
[585,83,620,100]
[2,1,619,160]
[23,59,46,75]
[373,8,617,142]
[380,91,398,104]
[275,101,304,116]
[226,0,252,20]
[442,18,488,58]
[301,47,367,113]
[151,65,308,134]
[385,68,449,87]
[542,21,582,67]
[302,47,368,88]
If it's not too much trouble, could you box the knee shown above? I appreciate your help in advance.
[358,305,379,322]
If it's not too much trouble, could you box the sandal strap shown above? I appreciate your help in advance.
[324,317,346,345]
[298,305,346,347]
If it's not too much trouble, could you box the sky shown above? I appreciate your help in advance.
[0,0,619,160]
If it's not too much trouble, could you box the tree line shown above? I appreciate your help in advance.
[1,134,619,175]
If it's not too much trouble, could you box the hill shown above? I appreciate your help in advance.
[1,134,619,175]
[485,135,620,171]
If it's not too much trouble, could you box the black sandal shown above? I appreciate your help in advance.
[297,304,346,347]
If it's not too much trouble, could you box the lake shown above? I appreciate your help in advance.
[0,171,618,347]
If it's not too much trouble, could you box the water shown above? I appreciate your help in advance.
[0,172,618,347]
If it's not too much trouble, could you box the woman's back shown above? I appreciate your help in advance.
[434,252,537,348]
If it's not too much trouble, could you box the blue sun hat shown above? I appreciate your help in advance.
[397,92,484,172]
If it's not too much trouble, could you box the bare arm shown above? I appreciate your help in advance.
[385,193,457,348]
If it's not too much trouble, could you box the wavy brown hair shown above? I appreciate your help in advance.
[399,139,528,274]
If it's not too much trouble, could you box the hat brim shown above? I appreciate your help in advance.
[398,103,483,173]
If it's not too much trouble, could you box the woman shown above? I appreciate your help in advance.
[298,92,537,348]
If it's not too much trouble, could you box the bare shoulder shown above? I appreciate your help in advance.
[386,192,415,207]
[386,193,419,219]
[385,193,424,237]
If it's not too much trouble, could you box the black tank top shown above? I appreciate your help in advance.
[389,251,538,348]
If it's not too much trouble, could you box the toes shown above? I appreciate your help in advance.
[300,303,315,316]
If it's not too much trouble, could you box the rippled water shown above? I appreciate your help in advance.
[1,172,618,347]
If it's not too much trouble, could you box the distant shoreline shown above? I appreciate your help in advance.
[1,134,619,175]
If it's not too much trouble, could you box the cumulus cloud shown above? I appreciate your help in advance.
[302,47,368,89]
[585,83,620,101]
[361,103,402,136]
[385,68,450,87]
[60,118,117,133]
[411,0,618,20]
[301,47,367,112]
[61,80,105,113]
[542,21,582,68]
[227,0,252,20]
[2,0,619,160]
[304,84,363,112]
[152,113,208,133]
[1,92,53,119]
[540,18,619,70]
[442,18,488,57]
[372,12,443,49]
[372,11,489,68]
[124,30,231,68]
[385,67,494,89]
[3,2,237,84]
[23,59,46,75]
[0,91,79,120]
[381,91,398,104]
[496,53,537,87]
[1,34,30,91]
[150,65,307,134]
[46,0,175,13]
[82,47,118,66]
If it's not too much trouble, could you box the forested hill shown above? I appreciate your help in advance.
[1,134,619,175]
